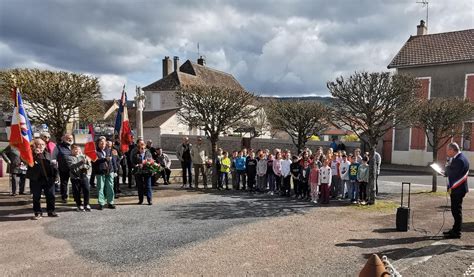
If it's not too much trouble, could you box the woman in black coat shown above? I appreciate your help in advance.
[132,142,154,205]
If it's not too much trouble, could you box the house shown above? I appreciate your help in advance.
[141,56,245,146]
[386,20,474,167]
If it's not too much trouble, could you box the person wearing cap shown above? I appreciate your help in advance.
[41,132,56,155]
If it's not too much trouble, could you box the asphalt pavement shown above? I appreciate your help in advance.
[45,192,315,269]
[379,169,474,194]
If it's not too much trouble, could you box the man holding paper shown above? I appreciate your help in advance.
[443,142,469,239]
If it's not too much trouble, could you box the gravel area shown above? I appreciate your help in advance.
[0,177,472,276]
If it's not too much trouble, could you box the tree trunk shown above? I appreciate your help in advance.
[211,140,218,189]
[52,124,66,143]
[367,145,377,205]
[431,140,438,192]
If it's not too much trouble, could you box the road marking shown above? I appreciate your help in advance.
[392,241,452,272]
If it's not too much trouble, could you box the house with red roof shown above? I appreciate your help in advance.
[386,20,474,167]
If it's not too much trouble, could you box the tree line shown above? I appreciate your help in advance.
[1,68,473,201]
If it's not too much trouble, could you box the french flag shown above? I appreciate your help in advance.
[84,124,98,161]
[114,86,133,152]
[9,88,34,166]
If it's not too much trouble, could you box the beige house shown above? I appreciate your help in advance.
[141,56,245,146]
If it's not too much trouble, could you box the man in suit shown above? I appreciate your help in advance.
[444,142,469,239]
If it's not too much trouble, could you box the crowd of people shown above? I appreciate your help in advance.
[1,132,172,219]
[175,136,382,205]
[1,133,382,220]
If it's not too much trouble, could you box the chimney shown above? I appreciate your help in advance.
[197,56,206,66]
[173,56,180,72]
[162,56,172,78]
[417,20,427,36]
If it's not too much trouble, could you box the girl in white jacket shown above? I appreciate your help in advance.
[319,159,332,204]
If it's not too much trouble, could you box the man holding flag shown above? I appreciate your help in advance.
[10,88,58,219]
[115,86,134,187]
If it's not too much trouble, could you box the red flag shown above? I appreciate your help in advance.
[84,124,98,161]
[119,88,133,152]
[9,88,34,166]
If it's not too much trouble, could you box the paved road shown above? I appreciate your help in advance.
[378,170,474,194]
[45,191,315,269]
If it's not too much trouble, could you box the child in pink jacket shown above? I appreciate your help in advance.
[309,161,320,203]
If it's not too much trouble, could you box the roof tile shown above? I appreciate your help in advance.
[388,29,474,68]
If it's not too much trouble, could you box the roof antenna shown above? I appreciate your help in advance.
[416,1,429,26]
[197,42,200,59]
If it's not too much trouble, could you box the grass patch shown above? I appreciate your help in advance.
[352,200,399,212]
[414,190,448,197]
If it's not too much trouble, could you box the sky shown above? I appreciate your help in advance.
[1,0,473,99]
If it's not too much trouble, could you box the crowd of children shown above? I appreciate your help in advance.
[212,146,381,205]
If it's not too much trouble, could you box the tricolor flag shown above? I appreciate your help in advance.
[114,86,133,153]
[9,88,34,166]
[84,124,98,161]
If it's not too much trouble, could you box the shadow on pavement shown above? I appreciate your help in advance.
[362,243,474,261]
[335,236,437,249]
[164,192,319,220]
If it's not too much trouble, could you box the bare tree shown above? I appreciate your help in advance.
[412,97,474,192]
[266,100,328,153]
[327,72,420,204]
[0,68,103,141]
[177,84,259,188]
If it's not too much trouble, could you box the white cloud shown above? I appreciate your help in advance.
[1,0,472,98]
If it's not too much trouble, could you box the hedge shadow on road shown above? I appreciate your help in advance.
[165,193,317,220]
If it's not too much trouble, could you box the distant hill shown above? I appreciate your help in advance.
[260,96,333,105]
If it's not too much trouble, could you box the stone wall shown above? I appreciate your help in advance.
[160,134,361,155]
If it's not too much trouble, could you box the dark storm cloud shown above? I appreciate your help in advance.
[0,0,472,97]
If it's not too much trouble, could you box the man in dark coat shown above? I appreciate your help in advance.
[54,134,73,202]
[444,142,469,239]
[1,145,27,195]
[26,138,58,219]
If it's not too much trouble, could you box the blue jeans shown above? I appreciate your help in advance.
[236,170,247,190]
[220,172,229,188]
[267,173,275,192]
[135,174,152,203]
[349,181,359,201]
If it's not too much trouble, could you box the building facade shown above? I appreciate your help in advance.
[387,21,474,168]
[141,56,245,146]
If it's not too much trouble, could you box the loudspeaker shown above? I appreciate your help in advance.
[396,207,410,231]
[396,182,411,232]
